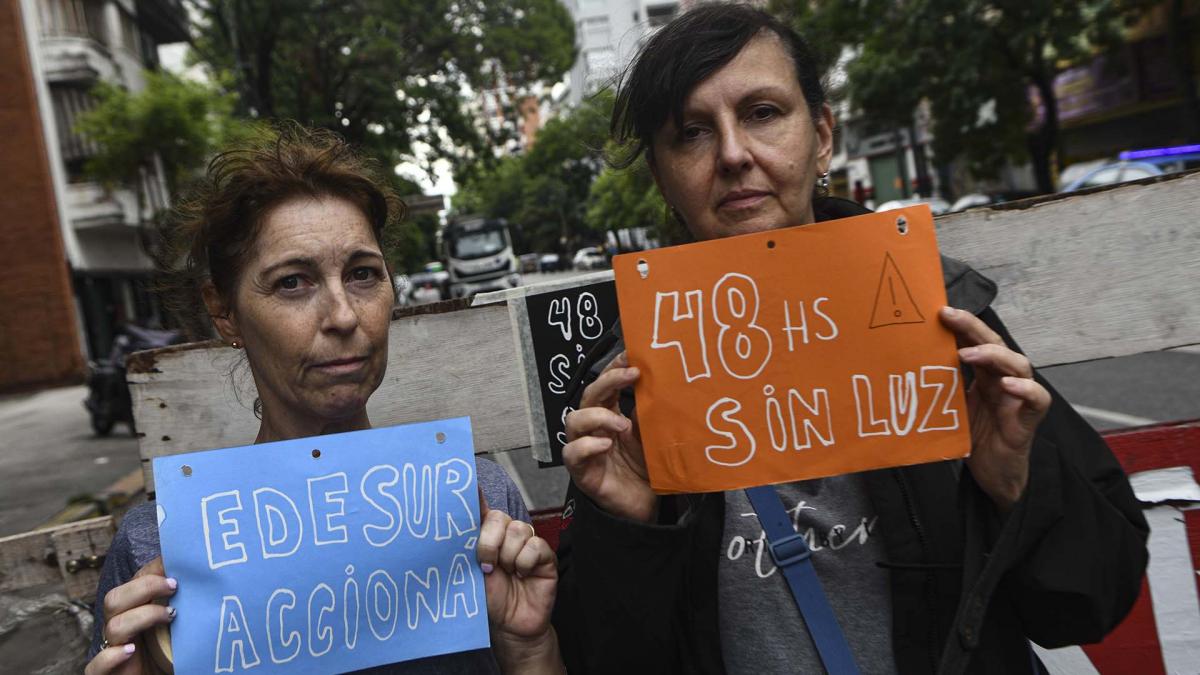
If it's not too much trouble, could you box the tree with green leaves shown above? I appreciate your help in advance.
[585,153,686,246]
[77,70,255,202]
[76,69,260,247]
[382,208,441,274]
[773,0,1154,193]
[455,92,612,254]
[185,0,576,179]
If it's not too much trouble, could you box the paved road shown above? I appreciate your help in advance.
[1041,346,1200,431]
[2,334,1197,530]
[0,385,140,537]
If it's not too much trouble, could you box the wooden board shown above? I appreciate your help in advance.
[126,171,1200,489]
[0,516,114,598]
[934,170,1200,366]
[51,518,115,601]
[128,303,528,492]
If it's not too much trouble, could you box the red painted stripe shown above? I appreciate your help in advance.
[1082,577,1167,675]
[1102,420,1200,477]
[531,508,562,552]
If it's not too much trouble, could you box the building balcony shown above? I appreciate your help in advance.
[66,182,134,230]
[39,35,117,84]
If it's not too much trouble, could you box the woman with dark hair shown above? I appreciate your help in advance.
[86,126,565,674]
[555,4,1147,674]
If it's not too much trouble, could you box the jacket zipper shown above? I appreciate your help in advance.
[894,469,942,673]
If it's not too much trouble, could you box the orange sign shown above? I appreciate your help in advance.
[613,206,971,494]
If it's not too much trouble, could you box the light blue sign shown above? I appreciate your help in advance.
[153,417,489,674]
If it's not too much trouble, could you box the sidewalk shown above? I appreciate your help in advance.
[0,385,142,536]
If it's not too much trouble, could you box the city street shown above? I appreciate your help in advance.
[1043,346,1200,431]
[0,385,141,537]
[3,316,1197,536]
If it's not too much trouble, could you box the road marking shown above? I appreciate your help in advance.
[1071,404,1156,427]
[1032,645,1100,675]
[1145,506,1200,674]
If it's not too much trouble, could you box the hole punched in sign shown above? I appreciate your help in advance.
[436,432,446,444]
[312,449,321,458]
[636,259,649,279]
[896,216,908,235]
[181,465,192,477]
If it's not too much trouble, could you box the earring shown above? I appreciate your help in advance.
[816,171,831,191]
[230,340,241,349]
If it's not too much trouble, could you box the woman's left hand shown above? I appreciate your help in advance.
[941,306,1052,513]
[476,492,563,673]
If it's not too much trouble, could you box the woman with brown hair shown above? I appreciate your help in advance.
[85,126,564,674]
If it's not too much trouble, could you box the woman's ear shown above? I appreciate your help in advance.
[201,282,240,344]
[815,103,835,174]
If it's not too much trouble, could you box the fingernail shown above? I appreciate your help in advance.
[618,417,630,431]
[124,643,136,655]
[941,306,956,317]
[481,563,494,574]
[167,606,177,621]
[166,577,178,590]
[627,366,640,377]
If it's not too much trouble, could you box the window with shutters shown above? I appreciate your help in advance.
[39,0,107,45]
[50,84,101,182]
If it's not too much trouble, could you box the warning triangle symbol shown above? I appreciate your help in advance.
[869,253,925,328]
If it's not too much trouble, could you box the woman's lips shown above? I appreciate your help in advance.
[313,357,367,375]
[719,191,769,211]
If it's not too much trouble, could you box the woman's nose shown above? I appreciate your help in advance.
[322,284,360,333]
[717,128,754,174]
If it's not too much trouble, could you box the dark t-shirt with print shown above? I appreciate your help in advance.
[719,473,897,674]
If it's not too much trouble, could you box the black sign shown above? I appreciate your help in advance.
[523,280,619,466]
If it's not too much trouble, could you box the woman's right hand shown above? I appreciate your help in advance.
[563,352,657,523]
[85,557,176,675]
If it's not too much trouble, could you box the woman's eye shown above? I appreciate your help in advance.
[749,105,778,122]
[278,274,302,290]
[682,125,704,141]
[351,267,380,282]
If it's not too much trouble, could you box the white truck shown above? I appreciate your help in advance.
[440,216,521,298]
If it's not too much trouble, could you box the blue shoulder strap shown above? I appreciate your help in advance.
[745,485,861,675]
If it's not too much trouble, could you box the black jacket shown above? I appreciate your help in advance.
[551,198,1149,674]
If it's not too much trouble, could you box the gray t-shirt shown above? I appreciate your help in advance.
[719,474,897,674]
[90,457,530,674]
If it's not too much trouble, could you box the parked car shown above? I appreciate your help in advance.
[392,274,412,306]
[572,246,608,270]
[1060,161,1163,192]
[519,253,541,273]
[538,252,563,272]
[406,261,450,303]
[876,196,951,216]
[949,191,1040,212]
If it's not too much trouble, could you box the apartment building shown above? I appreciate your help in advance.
[563,0,686,108]
[2,0,186,391]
